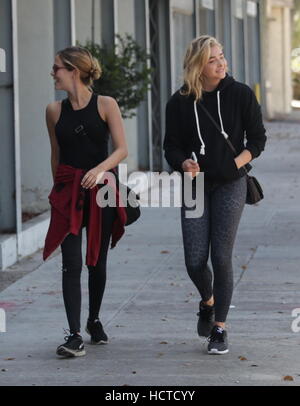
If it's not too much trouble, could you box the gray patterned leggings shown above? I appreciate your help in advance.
[181,176,247,323]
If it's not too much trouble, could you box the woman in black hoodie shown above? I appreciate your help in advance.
[163,36,266,354]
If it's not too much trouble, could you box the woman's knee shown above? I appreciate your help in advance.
[211,254,232,270]
[185,261,208,277]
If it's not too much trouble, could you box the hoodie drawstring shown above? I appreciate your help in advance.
[193,91,229,157]
[194,101,205,155]
[217,91,229,140]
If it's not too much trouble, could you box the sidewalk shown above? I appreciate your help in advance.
[0,121,300,386]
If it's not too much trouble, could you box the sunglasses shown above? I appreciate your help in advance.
[52,64,73,74]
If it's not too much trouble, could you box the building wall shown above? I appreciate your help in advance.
[18,0,55,213]
[260,0,293,118]
[114,0,138,173]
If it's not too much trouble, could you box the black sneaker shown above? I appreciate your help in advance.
[207,326,229,354]
[85,319,108,345]
[197,301,215,337]
[56,333,86,357]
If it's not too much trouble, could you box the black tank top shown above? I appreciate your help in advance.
[55,93,109,170]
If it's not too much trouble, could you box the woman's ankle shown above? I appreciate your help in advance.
[203,296,214,306]
[214,322,225,329]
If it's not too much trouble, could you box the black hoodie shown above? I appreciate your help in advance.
[163,75,267,182]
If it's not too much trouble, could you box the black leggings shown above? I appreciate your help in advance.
[61,193,116,334]
[181,176,247,323]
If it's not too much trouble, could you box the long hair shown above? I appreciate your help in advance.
[181,36,224,101]
[57,46,101,90]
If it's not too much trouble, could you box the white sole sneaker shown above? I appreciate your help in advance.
[56,346,86,357]
[207,348,229,355]
[85,326,108,345]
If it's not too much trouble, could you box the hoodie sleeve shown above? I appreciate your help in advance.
[242,86,267,159]
[163,96,187,172]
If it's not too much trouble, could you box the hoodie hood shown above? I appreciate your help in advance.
[179,74,235,99]
[202,74,235,97]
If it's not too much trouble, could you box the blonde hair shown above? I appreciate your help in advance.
[181,36,224,101]
[57,46,101,89]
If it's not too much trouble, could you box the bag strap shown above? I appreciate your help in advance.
[198,102,237,155]
[198,101,251,174]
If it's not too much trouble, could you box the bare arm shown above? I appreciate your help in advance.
[46,102,60,182]
[81,96,128,189]
[99,96,128,170]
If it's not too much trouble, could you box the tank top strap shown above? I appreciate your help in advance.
[89,93,98,110]
[61,97,71,113]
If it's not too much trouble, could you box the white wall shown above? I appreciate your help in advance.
[18,0,55,213]
[115,0,138,173]
[261,0,293,118]
[75,0,102,45]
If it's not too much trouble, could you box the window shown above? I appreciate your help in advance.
[170,0,195,90]
[232,0,245,82]
[246,1,260,87]
[199,0,215,36]
[217,0,232,69]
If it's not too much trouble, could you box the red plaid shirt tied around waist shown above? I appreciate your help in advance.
[43,164,126,266]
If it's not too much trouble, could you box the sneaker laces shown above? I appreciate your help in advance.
[207,327,225,343]
[63,328,80,342]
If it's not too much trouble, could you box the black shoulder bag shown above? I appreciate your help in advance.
[110,168,141,226]
[198,103,264,205]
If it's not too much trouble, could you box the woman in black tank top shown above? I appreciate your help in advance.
[45,46,128,358]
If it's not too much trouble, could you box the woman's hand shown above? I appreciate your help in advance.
[81,166,105,189]
[182,159,200,178]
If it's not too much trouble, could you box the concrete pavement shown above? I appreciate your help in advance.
[0,121,300,386]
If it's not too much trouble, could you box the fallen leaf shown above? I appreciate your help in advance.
[4,358,15,361]
[283,375,294,381]
[238,356,248,361]
[241,265,247,270]
[160,250,169,254]
[160,341,168,344]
